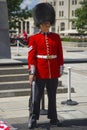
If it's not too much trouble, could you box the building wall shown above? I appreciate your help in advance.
[49,0,83,33]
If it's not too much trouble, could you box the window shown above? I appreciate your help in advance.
[23,21,25,31]
[72,0,74,5]
[75,0,77,4]
[62,11,64,17]
[72,10,75,16]
[27,21,29,34]
[54,1,56,6]
[51,26,55,32]
[50,1,56,6]
[59,1,61,5]
[50,2,52,5]
[59,11,64,17]
[18,21,21,34]
[72,0,77,5]
[62,1,64,5]
[59,1,64,6]
[60,22,65,31]
[72,21,76,29]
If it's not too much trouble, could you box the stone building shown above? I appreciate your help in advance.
[17,0,83,35]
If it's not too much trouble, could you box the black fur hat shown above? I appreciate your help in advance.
[32,3,55,27]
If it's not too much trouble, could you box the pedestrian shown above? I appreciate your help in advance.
[23,30,28,42]
[28,2,64,129]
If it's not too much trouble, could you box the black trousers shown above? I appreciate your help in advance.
[30,78,58,120]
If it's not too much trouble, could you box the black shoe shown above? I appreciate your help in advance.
[28,117,37,129]
[50,119,62,127]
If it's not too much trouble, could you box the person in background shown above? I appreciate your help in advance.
[28,3,64,129]
[23,30,28,42]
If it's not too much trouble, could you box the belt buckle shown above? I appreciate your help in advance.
[47,55,52,59]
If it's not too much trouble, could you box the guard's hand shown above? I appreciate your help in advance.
[29,74,35,86]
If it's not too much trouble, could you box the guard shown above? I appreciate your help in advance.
[28,2,64,129]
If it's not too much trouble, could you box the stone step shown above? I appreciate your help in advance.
[0,74,28,82]
[0,87,75,98]
[0,80,63,90]
[0,65,28,75]
[0,68,28,75]
[0,81,30,90]
[0,65,75,98]
[0,88,30,98]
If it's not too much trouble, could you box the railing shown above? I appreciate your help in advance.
[0,58,87,66]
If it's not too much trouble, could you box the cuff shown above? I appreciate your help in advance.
[60,65,64,75]
[29,65,35,75]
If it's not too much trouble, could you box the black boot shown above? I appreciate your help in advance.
[50,119,62,127]
[28,115,37,129]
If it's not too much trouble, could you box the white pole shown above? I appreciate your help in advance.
[17,41,19,55]
[61,66,78,105]
[67,67,71,100]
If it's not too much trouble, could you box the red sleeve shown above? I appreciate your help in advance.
[57,35,64,66]
[28,36,37,71]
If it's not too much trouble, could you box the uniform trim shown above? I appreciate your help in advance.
[28,45,33,52]
[36,55,57,59]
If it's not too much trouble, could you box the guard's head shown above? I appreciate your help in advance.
[32,3,55,27]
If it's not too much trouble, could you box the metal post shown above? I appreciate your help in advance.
[16,40,21,56]
[17,41,19,55]
[61,67,78,105]
[67,67,71,100]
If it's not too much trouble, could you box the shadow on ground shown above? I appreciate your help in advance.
[11,118,87,130]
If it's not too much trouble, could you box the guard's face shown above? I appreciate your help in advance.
[40,21,50,32]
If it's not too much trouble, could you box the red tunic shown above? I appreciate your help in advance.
[28,32,64,79]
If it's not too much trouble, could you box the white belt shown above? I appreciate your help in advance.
[36,55,57,59]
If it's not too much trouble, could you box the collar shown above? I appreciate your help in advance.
[40,31,50,35]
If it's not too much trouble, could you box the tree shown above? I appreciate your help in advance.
[75,0,87,33]
[7,0,32,29]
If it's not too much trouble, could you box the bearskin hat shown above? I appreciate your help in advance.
[32,3,55,27]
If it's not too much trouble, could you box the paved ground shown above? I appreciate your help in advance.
[0,42,87,129]
[0,93,87,130]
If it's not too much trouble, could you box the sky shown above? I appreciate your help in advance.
[20,0,40,10]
